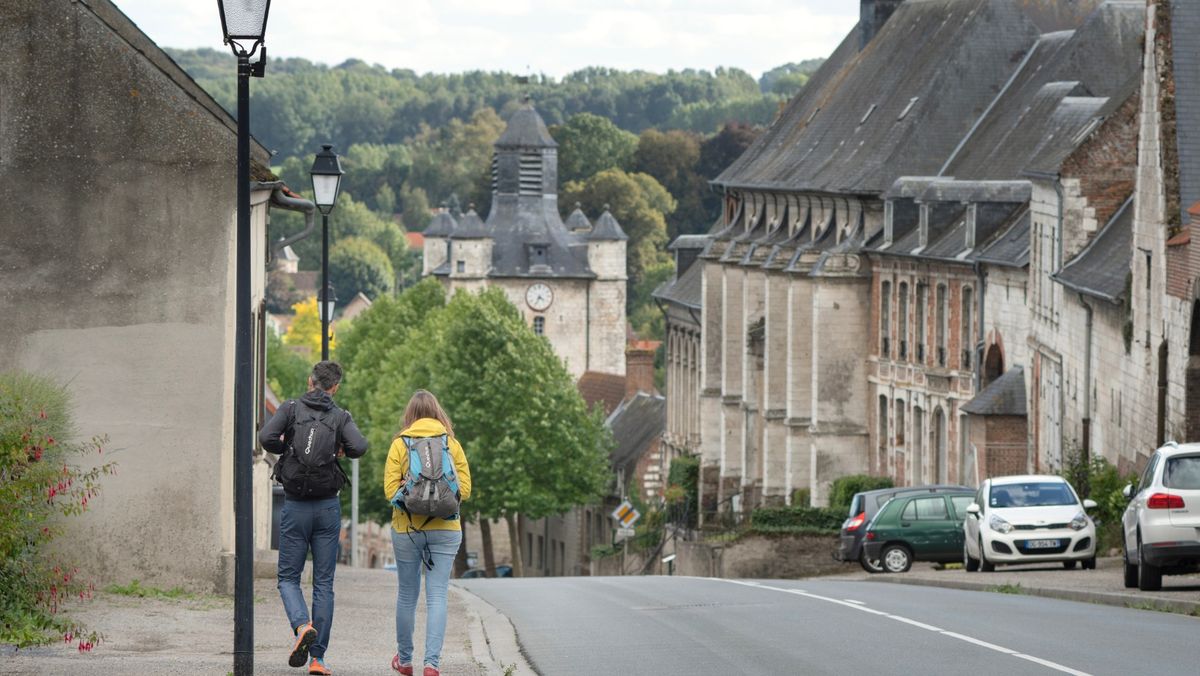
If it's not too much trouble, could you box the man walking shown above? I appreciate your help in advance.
[260,361,368,675]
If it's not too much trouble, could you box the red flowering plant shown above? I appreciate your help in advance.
[0,372,115,649]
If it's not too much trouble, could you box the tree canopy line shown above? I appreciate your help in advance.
[172,48,822,336]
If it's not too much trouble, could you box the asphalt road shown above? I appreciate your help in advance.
[458,576,1199,676]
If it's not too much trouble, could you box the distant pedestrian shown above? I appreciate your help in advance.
[259,361,368,676]
[385,390,471,676]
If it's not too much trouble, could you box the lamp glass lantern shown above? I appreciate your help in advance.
[318,285,338,323]
[311,144,345,215]
[217,0,272,51]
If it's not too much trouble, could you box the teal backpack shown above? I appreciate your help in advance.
[392,434,461,524]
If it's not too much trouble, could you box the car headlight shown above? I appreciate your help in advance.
[989,515,1012,534]
[1069,512,1088,531]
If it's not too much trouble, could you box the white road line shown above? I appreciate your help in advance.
[708,578,1092,676]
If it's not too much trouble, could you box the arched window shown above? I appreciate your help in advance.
[880,281,892,357]
[898,282,909,360]
[533,316,545,336]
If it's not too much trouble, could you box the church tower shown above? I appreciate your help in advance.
[424,99,627,378]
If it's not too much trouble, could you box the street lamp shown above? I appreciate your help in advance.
[216,2,270,675]
[318,283,338,325]
[310,144,344,361]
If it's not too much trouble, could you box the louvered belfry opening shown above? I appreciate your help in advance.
[519,151,544,195]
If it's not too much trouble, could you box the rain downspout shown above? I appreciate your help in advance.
[268,187,317,263]
[1079,293,1093,466]
[973,261,986,393]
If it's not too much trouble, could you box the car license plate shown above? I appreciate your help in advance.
[1026,539,1059,549]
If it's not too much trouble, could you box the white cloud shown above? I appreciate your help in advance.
[111,0,857,77]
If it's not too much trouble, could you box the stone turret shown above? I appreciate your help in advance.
[422,209,456,276]
[587,205,628,280]
[449,207,491,284]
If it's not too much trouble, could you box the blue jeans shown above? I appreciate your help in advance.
[277,496,341,659]
[392,528,462,668]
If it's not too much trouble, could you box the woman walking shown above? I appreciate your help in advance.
[385,390,471,676]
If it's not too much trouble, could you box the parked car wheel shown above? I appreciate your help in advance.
[1137,535,1162,591]
[963,541,979,572]
[882,544,912,573]
[1081,556,1096,570]
[860,550,884,574]
[978,537,995,573]
[1062,560,1077,570]
[1123,545,1139,588]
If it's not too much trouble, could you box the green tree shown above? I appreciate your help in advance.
[336,283,612,575]
[400,184,432,231]
[633,129,708,239]
[336,279,449,523]
[407,108,506,207]
[549,113,638,184]
[425,289,611,576]
[266,327,312,400]
[330,236,395,301]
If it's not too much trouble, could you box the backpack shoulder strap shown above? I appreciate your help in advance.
[440,435,460,495]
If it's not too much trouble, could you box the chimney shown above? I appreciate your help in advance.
[860,0,902,49]
[625,340,660,400]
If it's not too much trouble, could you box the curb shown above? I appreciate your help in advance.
[862,574,1200,617]
[452,585,538,675]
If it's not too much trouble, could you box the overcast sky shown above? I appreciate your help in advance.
[111,0,858,78]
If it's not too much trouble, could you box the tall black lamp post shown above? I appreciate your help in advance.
[216,2,270,675]
[310,144,344,360]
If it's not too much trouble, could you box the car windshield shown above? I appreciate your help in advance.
[989,482,1076,508]
[1165,456,1200,489]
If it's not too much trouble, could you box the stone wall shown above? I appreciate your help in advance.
[675,534,842,579]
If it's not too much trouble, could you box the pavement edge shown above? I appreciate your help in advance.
[861,573,1200,617]
[452,584,538,676]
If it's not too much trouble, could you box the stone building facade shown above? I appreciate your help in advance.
[0,0,288,591]
[660,0,1164,517]
[422,103,627,379]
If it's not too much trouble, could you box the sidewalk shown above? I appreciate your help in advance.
[830,557,1200,616]
[0,566,525,675]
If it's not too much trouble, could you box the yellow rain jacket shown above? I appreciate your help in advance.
[384,417,471,533]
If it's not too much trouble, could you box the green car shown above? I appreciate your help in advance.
[861,491,977,573]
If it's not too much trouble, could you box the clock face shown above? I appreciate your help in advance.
[525,282,553,311]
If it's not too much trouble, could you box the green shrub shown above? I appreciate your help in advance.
[665,455,699,528]
[0,372,114,649]
[828,474,894,513]
[1062,449,1137,552]
[750,505,845,535]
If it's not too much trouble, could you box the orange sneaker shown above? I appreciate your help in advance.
[308,657,332,675]
[288,623,317,668]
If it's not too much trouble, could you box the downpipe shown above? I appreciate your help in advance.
[268,187,317,263]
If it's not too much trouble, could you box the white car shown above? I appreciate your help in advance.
[1121,442,1200,591]
[963,475,1097,571]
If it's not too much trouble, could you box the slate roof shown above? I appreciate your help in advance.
[565,204,592,233]
[578,372,627,417]
[1172,0,1200,226]
[424,211,457,238]
[944,3,1143,179]
[1053,195,1133,303]
[481,104,595,278]
[653,257,703,310]
[452,208,487,239]
[976,207,1031,267]
[607,393,666,471]
[669,235,710,251]
[588,208,628,241]
[962,367,1027,416]
[713,0,1107,194]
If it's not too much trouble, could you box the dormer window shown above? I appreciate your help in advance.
[530,244,548,267]
[965,203,977,249]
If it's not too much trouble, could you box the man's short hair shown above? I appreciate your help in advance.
[311,361,343,391]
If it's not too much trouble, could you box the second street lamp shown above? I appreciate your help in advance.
[216,1,271,674]
[310,144,343,361]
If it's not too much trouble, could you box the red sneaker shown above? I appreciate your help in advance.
[423,667,439,676]
[391,654,413,675]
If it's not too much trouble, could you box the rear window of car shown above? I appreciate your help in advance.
[849,494,863,517]
[989,482,1076,507]
[1164,456,1200,489]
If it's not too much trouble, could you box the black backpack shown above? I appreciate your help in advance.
[276,402,347,498]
